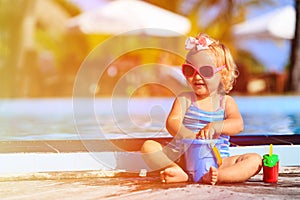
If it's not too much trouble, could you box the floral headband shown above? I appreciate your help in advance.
[185,36,214,51]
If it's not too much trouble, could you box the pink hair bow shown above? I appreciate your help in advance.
[185,36,213,51]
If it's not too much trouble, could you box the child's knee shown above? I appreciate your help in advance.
[141,140,162,153]
[248,153,263,173]
[239,153,262,168]
[251,153,263,165]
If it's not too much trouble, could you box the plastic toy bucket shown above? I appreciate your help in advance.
[182,139,222,183]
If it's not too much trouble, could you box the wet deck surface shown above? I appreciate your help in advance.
[1,169,300,200]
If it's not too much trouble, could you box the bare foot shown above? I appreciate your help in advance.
[160,166,188,183]
[201,166,218,185]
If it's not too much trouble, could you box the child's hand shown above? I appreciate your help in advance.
[196,123,220,139]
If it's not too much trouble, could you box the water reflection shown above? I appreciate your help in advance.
[242,113,297,135]
[0,97,299,141]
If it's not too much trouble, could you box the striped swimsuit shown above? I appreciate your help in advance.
[182,95,230,157]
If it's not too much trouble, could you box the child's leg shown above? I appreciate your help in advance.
[141,140,188,183]
[202,153,262,185]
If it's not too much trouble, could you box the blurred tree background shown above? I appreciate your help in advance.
[0,0,296,98]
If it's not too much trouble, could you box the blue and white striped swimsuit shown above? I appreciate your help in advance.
[182,96,230,157]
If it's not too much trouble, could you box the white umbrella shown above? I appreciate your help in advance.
[233,5,296,40]
[66,0,191,36]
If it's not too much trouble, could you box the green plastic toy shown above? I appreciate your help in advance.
[263,144,279,167]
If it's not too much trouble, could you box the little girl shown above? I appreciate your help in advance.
[141,33,262,185]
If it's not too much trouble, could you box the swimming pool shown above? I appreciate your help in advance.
[0,96,299,141]
[0,96,299,173]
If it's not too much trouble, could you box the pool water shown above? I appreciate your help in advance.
[236,96,300,135]
[0,96,299,141]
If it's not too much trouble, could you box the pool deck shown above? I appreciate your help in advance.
[1,167,300,200]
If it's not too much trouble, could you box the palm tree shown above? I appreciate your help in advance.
[0,0,81,97]
[288,0,300,92]
[0,0,35,97]
[178,0,276,93]
[143,0,276,93]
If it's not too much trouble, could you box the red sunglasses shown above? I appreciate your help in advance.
[182,63,226,79]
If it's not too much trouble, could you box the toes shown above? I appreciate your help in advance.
[160,170,166,183]
[160,167,188,183]
[210,166,218,185]
[164,168,174,175]
[201,166,218,185]
[210,166,217,173]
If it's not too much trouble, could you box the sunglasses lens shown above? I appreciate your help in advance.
[199,66,214,78]
[182,64,195,77]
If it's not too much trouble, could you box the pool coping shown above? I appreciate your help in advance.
[0,135,299,153]
[0,143,299,175]
[1,136,299,176]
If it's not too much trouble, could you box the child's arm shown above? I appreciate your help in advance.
[166,95,196,139]
[197,95,243,139]
[220,95,244,135]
